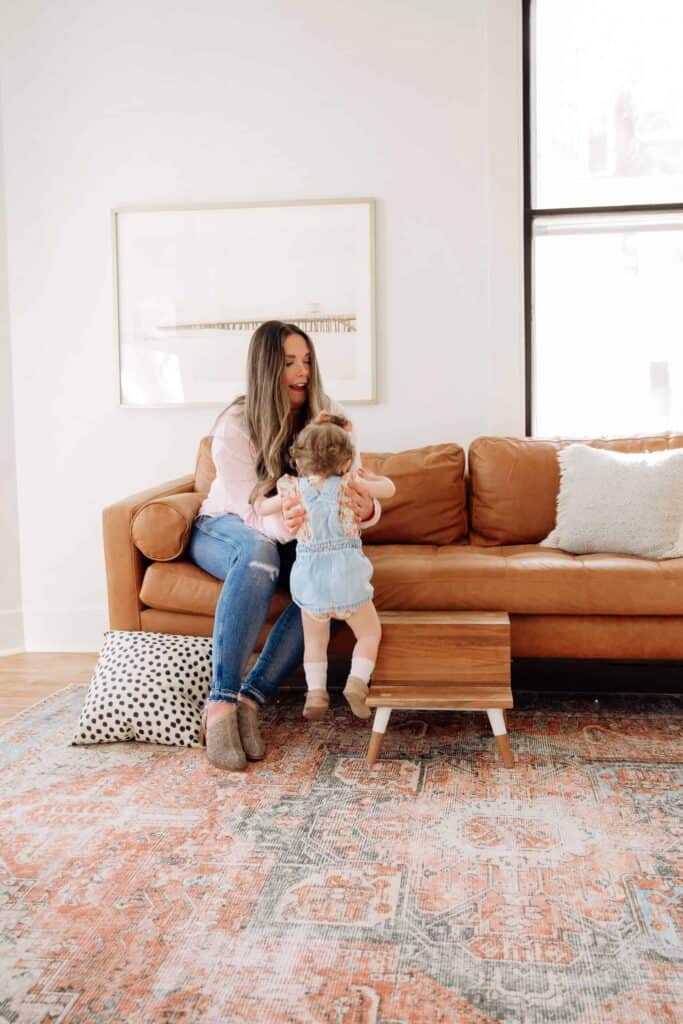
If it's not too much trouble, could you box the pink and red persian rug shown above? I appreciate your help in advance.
[1,685,681,1023]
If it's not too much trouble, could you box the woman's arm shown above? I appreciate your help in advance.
[210,411,293,542]
[253,472,302,518]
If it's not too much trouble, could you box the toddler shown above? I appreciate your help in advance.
[254,415,395,720]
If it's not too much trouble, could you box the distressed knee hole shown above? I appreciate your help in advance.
[249,560,279,581]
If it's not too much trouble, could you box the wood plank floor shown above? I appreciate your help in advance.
[0,653,97,724]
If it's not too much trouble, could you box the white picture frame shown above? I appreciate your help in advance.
[112,198,376,407]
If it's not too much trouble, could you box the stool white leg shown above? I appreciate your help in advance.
[367,707,392,765]
[487,708,514,769]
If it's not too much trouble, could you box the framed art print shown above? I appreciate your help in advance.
[112,198,376,406]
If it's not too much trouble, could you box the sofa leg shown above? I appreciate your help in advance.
[367,707,392,765]
[487,708,514,769]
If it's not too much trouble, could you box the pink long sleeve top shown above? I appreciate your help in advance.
[198,400,381,543]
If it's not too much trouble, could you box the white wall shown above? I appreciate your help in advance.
[0,91,24,654]
[0,0,523,651]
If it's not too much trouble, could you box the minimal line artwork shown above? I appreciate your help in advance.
[158,315,357,333]
[113,200,375,407]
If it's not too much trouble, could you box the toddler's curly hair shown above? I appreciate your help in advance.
[289,415,354,477]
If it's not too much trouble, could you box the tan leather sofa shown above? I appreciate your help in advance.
[103,432,683,661]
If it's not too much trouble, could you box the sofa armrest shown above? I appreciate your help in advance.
[132,492,205,561]
[102,474,195,631]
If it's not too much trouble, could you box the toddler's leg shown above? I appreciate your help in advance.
[302,612,331,721]
[343,602,382,719]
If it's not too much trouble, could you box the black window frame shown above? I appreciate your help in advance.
[522,0,683,436]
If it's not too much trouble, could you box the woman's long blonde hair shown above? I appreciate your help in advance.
[216,321,328,501]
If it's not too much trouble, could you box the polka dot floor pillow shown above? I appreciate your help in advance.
[72,630,212,747]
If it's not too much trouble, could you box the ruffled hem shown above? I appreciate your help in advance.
[294,596,373,622]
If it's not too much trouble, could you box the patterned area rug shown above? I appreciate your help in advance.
[1,686,681,1024]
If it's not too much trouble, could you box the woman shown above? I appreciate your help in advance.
[188,321,380,770]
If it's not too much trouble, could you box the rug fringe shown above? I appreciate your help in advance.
[0,682,88,731]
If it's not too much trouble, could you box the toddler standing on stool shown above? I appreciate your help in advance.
[253,415,395,720]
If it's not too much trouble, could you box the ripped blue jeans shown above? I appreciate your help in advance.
[187,514,304,705]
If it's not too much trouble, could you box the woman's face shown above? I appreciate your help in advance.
[282,333,311,408]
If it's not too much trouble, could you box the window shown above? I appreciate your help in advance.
[525,0,683,436]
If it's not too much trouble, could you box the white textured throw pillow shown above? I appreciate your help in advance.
[541,444,683,559]
[73,630,212,747]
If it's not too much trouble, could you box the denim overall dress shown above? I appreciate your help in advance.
[290,475,374,620]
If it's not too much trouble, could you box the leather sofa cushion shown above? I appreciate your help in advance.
[194,437,468,545]
[469,433,683,546]
[140,547,683,618]
[360,444,466,544]
[367,544,683,614]
[140,560,292,620]
[132,493,205,560]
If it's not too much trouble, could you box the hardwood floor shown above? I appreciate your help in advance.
[0,653,97,724]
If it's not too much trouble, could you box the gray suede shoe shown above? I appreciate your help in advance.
[200,705,247,771]
[237,701,266,761]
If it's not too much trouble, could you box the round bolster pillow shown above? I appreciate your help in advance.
[132,492,206,561]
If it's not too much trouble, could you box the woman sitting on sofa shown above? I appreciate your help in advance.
[188,320,380,771]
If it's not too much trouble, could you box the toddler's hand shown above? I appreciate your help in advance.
[282,496,306,534]
[316,410,353,432]
[345,476,374,523]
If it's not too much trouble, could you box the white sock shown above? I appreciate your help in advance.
[304,661,327,692]
[350,656,374,684]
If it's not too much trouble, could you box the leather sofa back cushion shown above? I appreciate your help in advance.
[132,493,205,561]
[469,433,683,546]
[194,437,468,545]
[360,444,467,544]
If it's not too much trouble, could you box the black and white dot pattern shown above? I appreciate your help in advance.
[72,631,212,748]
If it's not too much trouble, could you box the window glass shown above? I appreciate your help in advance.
[533,0,683,207]
[532,212,683,436]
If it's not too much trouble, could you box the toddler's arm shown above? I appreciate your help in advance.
[356,467,396,500]
[253,473,303,519]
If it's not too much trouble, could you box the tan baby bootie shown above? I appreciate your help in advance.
[303,690,330,721]
[343,676,372,719]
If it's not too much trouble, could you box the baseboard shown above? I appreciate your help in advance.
[0,609,24,653]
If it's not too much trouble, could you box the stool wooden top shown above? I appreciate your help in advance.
[378,611,510,626]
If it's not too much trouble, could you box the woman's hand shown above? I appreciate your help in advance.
[282,495,306,534]
[345,476,374,523]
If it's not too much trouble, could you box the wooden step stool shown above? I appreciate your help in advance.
[366,611,514,767]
